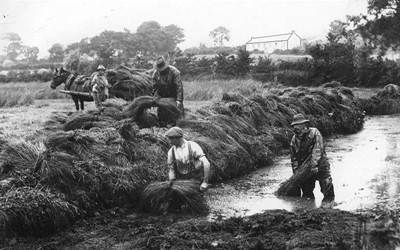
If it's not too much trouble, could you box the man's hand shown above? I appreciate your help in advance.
[292,162,298,174]
[199,182,208,192]
[310,167,318,174]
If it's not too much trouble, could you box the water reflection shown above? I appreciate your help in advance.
[207,115,400,218]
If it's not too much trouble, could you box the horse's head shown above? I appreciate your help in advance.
[50,67,70,89]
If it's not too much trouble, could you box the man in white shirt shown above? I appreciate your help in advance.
[165,127,211,191]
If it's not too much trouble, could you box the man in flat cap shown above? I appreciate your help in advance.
[165,126,211,192]
[289,114,335,203]
[152,56,184,126]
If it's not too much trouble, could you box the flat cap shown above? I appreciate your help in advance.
[165,126,184,138]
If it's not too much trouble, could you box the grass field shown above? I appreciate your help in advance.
[0,80,379,109]
[183,79,278,100]
[0,80,269,108]
[0,81,66,108]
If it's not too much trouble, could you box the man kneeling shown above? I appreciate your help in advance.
[165,127,211,192]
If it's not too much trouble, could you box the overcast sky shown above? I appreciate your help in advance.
[0,0,368,58]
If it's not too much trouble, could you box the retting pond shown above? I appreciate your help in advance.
[206,115,400,219]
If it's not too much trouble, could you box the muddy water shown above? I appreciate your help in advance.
[206,115,400,219]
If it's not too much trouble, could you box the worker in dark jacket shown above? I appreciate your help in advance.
[152,56,184,126]
[289,114,335,203]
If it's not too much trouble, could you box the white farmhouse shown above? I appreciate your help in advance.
[245,31,303,53]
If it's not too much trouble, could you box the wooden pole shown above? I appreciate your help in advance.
[59,90,92,97]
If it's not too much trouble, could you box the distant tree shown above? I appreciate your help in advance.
[1,32,21,42]
[24,46,39,63]
[136,21,185,54]
[352,0,400,52]
[61,21,185,67]
[1,32,23,61]
[48,43,64,62]
[209,26,230,47]
[162,24,185,51]
[6,42,23,61]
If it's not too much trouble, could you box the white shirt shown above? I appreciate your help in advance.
[167,139,205,166]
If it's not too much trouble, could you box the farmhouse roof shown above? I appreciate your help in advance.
[246,31,302,44]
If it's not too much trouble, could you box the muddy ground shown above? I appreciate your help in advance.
[2,207,398,249]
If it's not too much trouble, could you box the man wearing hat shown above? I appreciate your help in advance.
[289,114,335,203]
[165,126,211,192]
[152,56,184,126]
[91,65,111,111]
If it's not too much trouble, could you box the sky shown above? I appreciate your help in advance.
[0,0,368,58]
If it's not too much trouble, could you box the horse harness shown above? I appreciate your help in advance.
[65,73,91,91]
[64,73,76,90]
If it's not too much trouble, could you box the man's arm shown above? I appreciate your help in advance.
[167,149,176,181]
[103,76,111,88]
[152,72,160,98]
[290,136,298,173]
[191,142,210,184]
[310,129,324,172]
[173,71,184,102]
[198,156,211,184]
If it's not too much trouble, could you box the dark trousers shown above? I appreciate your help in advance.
[293,171,335,202]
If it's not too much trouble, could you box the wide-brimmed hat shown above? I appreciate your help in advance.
[97,65,106,71]
[291,114,310,126]
[165,126,183,138]
[155,56,168,71]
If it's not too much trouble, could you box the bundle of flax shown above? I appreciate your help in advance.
[140,179,208,215]
[276,160,314,196]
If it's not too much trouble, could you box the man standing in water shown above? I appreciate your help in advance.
[152,56,184,126]
[290,114,335,204]
[165,127,211,192]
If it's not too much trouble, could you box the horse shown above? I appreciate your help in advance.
[50,68,93,111]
